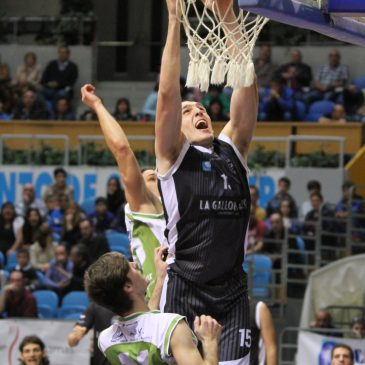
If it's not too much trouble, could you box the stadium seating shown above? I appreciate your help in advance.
[243,254,273,299]
[106,232,131,258]
[33,290,59,319]
[80,198,95,215]
[58,291,89,318]
[306,100,335,122]
[5,251,17,271]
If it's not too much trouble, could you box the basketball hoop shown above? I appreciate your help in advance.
[178,0,268,91]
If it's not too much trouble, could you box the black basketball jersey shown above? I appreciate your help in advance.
[249,300,261,365]
[158,134,251,284]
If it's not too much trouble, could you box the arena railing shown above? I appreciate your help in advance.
[0,134,69,166]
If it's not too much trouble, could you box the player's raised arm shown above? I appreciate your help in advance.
[81,84,154,212]
[155,0,185,174]
[204,0,258,160]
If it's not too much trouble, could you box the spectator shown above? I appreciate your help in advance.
[250,185,266,220]
[351,317,365,338]
[43,167,74,203]
[106,176,126,216]
[44,195,58,216]
[44,244,73,293]
[310,308,342,337]
[14,248,39,291]
[0,202,22,260]
[64,243,90,292]
[331,344,353,365]
[301,180,321,217]
[0,99,11,120]
[30,224,55,272]
[15,183,46,218]
[0,63,11,87]
[343,84,364,117]
[12,52,42,91]
[260,76,295,121]
[51,96,76,120]
[67,302,115,365]
[41,45,78,103]
[279,198,301,234]
[113,97,136,121]
[141,80,159,120]
[79,107,98,121]
[12,89,48,120]
[78,219,109,263]
[18,335,50,365]
[306,49,349,105]
[48,193,70,239]
[319,104,347,124]
[10,207,43,254]
[263,213,286,257]
[87,197,114,234]
[0,270,37,317]
[266,177,298,218]
[254,45,277,89]
[276,49,312,96]
[201,85,230,117]
[61,201,85,248]
[247,204,266,255]
[207,98,229,121]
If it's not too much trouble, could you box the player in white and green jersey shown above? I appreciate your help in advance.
[125,204,166,299]
[98,311,189,365]
[81,85,164,298]
[84,251,221,365]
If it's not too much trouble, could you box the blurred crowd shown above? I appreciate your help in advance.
[1,45,365,123]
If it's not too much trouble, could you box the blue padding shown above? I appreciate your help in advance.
[328,0,365,16]
[238,0,365,45]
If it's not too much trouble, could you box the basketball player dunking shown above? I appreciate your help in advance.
[155,0,258,363]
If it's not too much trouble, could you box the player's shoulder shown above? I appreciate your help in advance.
[98,323,117,353]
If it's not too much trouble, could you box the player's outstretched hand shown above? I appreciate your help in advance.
[194,315,222,343]
[154,245,168,281]
[81,84,102,111]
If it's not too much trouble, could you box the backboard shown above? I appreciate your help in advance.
[238,0,365,45]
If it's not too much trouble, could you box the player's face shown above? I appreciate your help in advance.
[127,262,148,295]
[142,169,160,198]
[331,347,353,365]
[21,343,44,365]
[181,101,214,148]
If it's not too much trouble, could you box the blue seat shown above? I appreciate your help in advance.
[243,254,272,299]
[80,198,95,215]
[306,100,335,121]
[106,232,131,258]
[58,291,89,318]
[5,251,17,271]
[33,290,59,318]
[353,76,365,90]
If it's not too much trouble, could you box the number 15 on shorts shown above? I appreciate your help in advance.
[239,329,251,349]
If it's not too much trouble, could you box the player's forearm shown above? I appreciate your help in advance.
[266,346,278,365]
[158,17,181,101]
[147,277,164,310]
[201,339,219,365]
[94,102,131,156]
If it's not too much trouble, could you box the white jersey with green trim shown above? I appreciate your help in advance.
[125,204,166,298]
[98,310,193,365]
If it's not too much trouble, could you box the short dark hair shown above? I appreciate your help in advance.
[19,335,49,365]
[342,181,354,191]
[331,344,354,362]
[307,180,321,192]
[79,218,94,227]
[279,177,291,188]
[73,243,90,262]
[84,252,133,316]
[95,196,107,205]
[17,247,30,258]
[310,191,323,201]
[54,167,67,178]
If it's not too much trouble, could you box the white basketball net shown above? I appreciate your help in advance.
[178,0,269,91]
